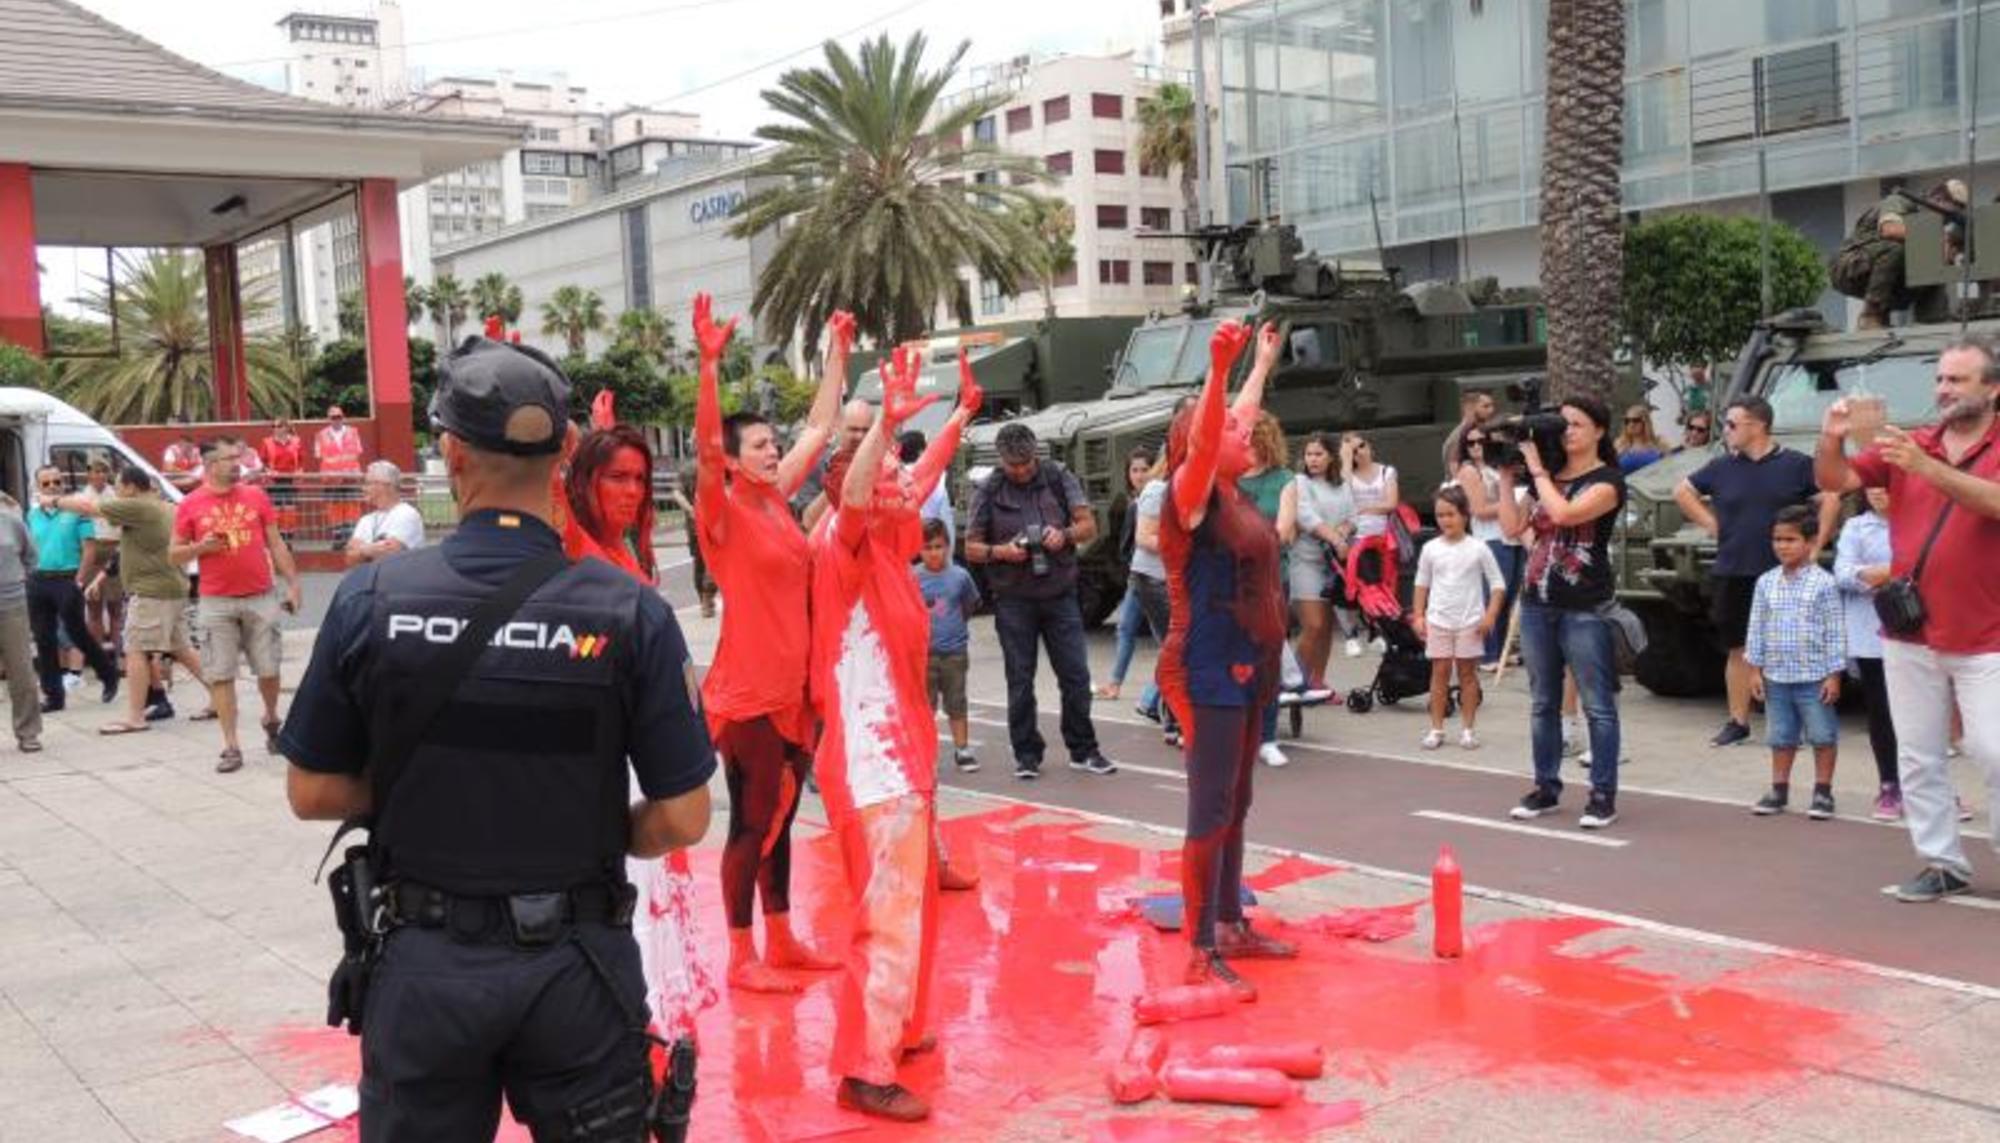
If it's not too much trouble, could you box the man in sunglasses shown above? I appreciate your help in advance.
[26,467,120,713]
[1675,414,1714,454]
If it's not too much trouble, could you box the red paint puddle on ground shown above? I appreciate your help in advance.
[255,805,1871,1140]
[1280,901,1423,943]
[1241,852,1341,893]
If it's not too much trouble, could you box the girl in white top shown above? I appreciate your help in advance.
[1288,433,1357,691]
[1341,433,1399,538]
[1412,486,1505,751]
[1453,427,1526,668]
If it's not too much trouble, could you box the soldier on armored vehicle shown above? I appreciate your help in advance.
[1830,180,1967,329]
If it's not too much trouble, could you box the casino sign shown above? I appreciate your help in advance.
[689,190,745,226]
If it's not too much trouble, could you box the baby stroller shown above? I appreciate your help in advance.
[1342,534,1454,715]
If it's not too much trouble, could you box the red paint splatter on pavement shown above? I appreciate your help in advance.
[1281,901,1423,943]
[1241,853,1341,892]
[251,805,1872,1140]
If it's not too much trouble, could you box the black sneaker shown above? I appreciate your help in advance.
[1013,758,1041,781]
[38,697,62,714]
[1510,785,1561,820]
[1135,703,1161,725]
[1071,753,1118,776]
[144,700,176,722]
[1752,789,1788,816]
[1808,790,1835,820]
[1893,866,1972,903]
[1709,720,1752,748]
[953,748,979,773]
[100,676,118,705]
[1579,792,1618,830]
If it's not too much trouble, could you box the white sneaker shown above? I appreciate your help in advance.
[1460,729,1480,750]
[1344,638,1363,658]
[1258,743,1290,768]
[1421,729,1445,750]
[1369,638,1387,654]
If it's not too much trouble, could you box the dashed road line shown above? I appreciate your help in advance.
[1412,809,1631,849]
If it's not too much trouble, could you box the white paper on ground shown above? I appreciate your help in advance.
[225,1084,360,1142]
[298,1085,361,1120]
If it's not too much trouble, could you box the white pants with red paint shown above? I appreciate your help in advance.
[830,793,938,1086]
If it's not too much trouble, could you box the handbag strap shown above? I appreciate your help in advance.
[1906,500,1953,585]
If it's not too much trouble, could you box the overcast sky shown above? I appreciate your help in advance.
[73,0,1166,138]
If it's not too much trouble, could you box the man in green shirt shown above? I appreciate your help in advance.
[27,466,119,712]
[51,467,203,734]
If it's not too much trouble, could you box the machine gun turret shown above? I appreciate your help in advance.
[1139,222,1398,301]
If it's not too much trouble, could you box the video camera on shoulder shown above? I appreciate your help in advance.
[1483,375,1569,479]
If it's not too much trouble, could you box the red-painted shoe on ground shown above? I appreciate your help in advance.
[938,861,980,891]
[1216,920,1298,960]
[837,1078,931,1121]
[1186,947,1258,1001]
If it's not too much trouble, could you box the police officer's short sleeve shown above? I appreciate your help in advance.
[280,572,376,775]
[626,591,717,800]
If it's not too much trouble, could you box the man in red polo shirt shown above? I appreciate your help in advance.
[1817,335,2000,903]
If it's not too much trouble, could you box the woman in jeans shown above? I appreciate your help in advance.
[1290,433,1357,692]
[1097,447,1160,701]
[1498,395,1627,830]
[1454,429,1524,669]
[1238,413,1298,767]
[1129,460,1179,743]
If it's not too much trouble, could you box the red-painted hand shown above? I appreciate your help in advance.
[692,292,737,361]
[825,310,857,360]
[881,346,939,428]
[1210,320,1253,376]
[956,352,985,418]
[483,314,505,340]
[590,389,616,430]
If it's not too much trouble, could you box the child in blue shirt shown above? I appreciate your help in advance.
[1745,504,1846,819]
[916,518,981,771]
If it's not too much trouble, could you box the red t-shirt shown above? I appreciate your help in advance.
[807,500,937,822]
[696,478,812,744]
[174,483,277,598]
[1851,418,2000,654]
[260,435,304,474]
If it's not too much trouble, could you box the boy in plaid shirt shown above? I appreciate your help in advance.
[1745,504,1847,819]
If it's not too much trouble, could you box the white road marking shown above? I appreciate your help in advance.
[962,714,1184,780]
[1878,885,2000,912]
[1412,809,1631,849]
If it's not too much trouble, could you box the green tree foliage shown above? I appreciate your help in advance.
[540,285,607,357]
[0,341,47,389]
[1136,82,1198,232]
[729,32,1051,347]
[54,249,301,423]
[472,272,525,326]
[404,276,428,326]
[1622,213,1828,371]
[337,290,366,339]
[564,344,675,426]
[302,336,437,439]
[612,307,678,367]
[1019,196,1076,318]
[426,274,470,345]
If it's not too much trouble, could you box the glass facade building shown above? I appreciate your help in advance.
[1214,0,2000,266]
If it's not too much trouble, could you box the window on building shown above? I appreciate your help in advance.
[1046,151,1073,176]
[1098,259,1130,285]
[1054,264,1079,288]
[1094,149,1125,175]
[974,170,999,186]
[1140,206,1172,230]
[1092,93,1123,119]
[1097,204,1128,229]
[1142,261,1175,286]
[624,206,652,311]
[1139,155,1169,178]
[1044,95,1070,124]
[355,86,369,97]
[1186,262,1199,284]
[355,58,368,68]
[974,116,997,143]
[979,277,1006,316]
[634,118,644,134]
[523,151,566,175]
[1007,106,1033,133]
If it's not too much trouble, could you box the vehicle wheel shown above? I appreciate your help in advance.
[1633,603,1724,698]
[1347,688,1374,713]
[1075,574,1121,629]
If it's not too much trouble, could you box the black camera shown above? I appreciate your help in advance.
[1484,377,1568,477]
[1016,531,1051,577]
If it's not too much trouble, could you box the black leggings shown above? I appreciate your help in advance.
[1182,703,1260,949]
[1131,573,1179,734]
[1855,658,1899,786]
[716,716,811,930]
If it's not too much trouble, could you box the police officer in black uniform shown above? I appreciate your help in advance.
[281,336,714,1142]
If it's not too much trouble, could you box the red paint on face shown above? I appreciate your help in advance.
[594,446,649,535]
[252,806,1868,1141]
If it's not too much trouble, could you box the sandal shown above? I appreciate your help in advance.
[216,747,243,774]
[190,708,218,721]
[98,721,151,736]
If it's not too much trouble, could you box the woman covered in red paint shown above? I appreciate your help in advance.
[1157,319,1295,997]
[562,393,719,1041]
[807,347,981,1122]
[693,295,853,992]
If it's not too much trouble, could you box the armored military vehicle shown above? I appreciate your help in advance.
[849,316,1141,440]
[960,222,1552,625]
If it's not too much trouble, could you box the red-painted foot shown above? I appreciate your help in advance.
[727,958,802,994]
[837,1078,930,1121]
[1186,948,1258,1002]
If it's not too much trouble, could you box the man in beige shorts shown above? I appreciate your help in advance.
[53,467,206,735]
[169,440,301,772]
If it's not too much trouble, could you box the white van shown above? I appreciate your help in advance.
[0,388,182,504]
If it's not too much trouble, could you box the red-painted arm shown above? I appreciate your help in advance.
[1170,321,1252,524]
[1231,321,1282,426]
[909,354,985,502]
[691,292,737,540]
[779,310,856,498]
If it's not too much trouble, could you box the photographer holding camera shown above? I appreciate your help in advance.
[1496,395,1628,831]
[966,422,1118,780]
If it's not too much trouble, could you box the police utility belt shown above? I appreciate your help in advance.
[384,879,637,946]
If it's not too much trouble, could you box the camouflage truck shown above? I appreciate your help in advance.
[1618,202,2000,695]
[849,316,1142,440]
[959,222,1555,625]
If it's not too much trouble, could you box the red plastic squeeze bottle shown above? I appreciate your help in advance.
[1159,1062,1295,1107]
[1133,982,1239,1025]
[1195,1042,1325,1079]
[1432,844,1464,959]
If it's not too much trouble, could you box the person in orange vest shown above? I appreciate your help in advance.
[314,407,365,476]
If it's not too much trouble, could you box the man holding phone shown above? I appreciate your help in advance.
[171,439,302,773]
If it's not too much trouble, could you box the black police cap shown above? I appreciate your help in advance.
[430,336,572,455]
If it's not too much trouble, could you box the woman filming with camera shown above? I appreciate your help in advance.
[1497,396,1627,831]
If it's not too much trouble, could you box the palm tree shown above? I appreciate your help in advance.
[425,274,470,345]
[471,271,524,327]
[1020,196,1077,318]
[1137,82,1199,232]
[1523,0,1625,400]
[612,307,676,365]
[729,32,1050,346]
[540,285,607,357]
[403,275,428,326]
[55,249,301,423]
